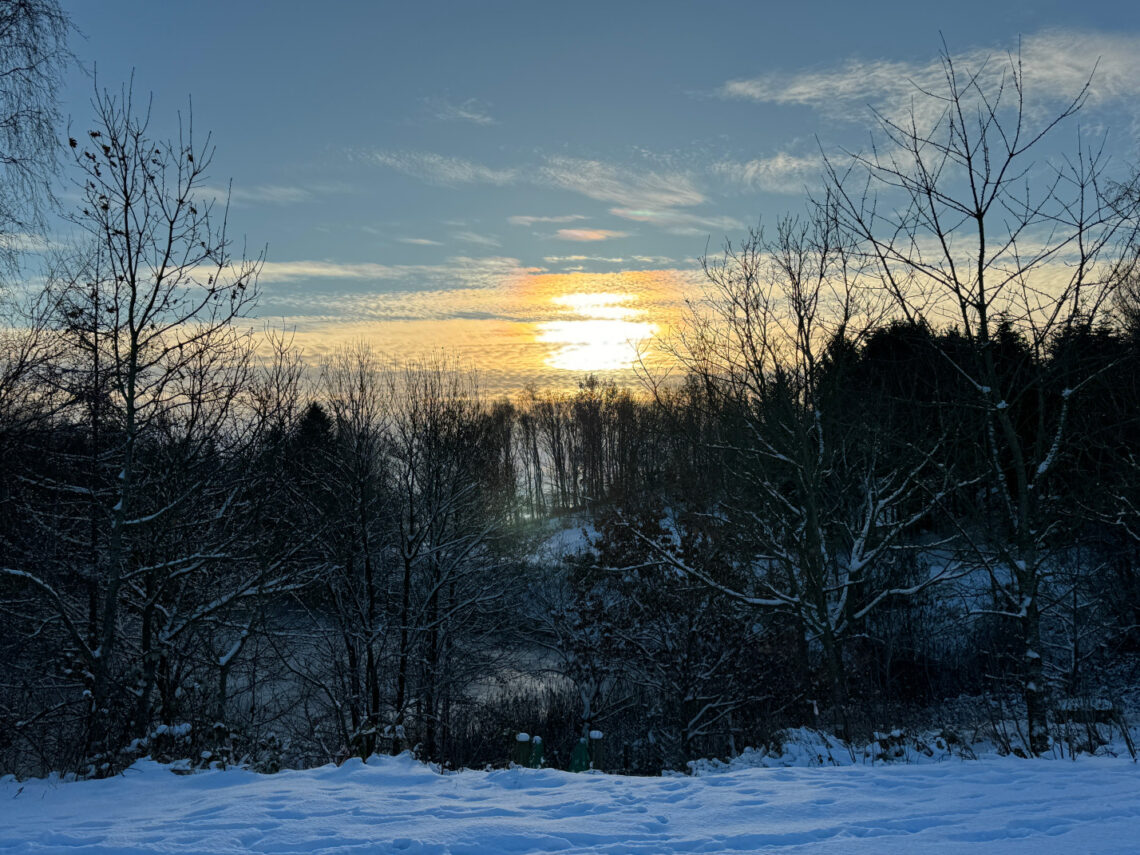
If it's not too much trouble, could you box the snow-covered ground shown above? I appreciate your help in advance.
[3,753,1139,854]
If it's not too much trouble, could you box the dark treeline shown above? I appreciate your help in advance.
[6,295,1140,775]
[4,17,1140,776]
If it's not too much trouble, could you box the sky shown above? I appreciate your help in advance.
[56,1,1140,393]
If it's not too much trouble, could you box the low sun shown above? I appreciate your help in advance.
[535,292,657,373]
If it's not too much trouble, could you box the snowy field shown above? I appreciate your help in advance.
[4,754,1140,854]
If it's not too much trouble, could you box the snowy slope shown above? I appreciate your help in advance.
[4,754,1140,854]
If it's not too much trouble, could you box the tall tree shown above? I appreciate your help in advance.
[825,47,1140,753]
[2,82,263,774]
[0,0,69,268]
[653,208,954,726]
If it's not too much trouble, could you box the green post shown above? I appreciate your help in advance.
[569,737,591,772]
[512,732,532,766]
[589,729,605,771]
[528,735,544,768]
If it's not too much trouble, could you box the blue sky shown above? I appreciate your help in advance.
[58,1,1140,390]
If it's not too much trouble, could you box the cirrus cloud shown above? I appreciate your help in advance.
[555,228,630,242]
[362,150,518,186]
[610,207,745,235]
[424,96,496,126]
[508,214,587,226]
[709,152,821,195]
[364,149,707,220]
[538,155,705,209]
[720,29,1140,129]
[396,237,444,246]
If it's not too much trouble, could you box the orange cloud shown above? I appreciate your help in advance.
[259,267,701,394]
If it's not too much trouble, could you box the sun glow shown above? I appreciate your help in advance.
[262,269,698,393]
[537,318,658,372]
[516,270,695,380]
[537,291,657,372]
[549,291,643,320]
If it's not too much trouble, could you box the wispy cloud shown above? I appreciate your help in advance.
[542,254,675,265]
[199,183,347,207]
[365,150,711,231]
[508,214,587,226]
[538,156,705,209]
[365,150,702,209]
[610,207,744,235]
[554,228,629,242]
[256,256,544,307]
[256,260,404,283]
[396,237,444,246]
[709,153,820,195]
[363,151,518,186]
[424,96,496,125]
[720,29,1140,127]
[0,232,58,253]
[543,255,628,264]
[454,231,502,248]
[232,184,313,205]
[258,257,536,288]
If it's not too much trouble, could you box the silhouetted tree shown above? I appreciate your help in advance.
[825,47,1140,752]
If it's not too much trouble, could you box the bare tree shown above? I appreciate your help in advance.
[1,81,264,774]
[824,47,1140,753]
[0,0,71,538]
[649,207,955,728]
[0,0,70,269]
[386,359,519,763]
[318,341,393,758]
